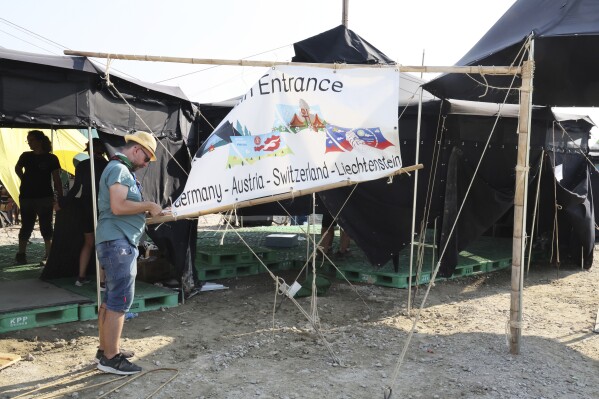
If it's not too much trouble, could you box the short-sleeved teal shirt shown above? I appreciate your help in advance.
[95,156,146,246]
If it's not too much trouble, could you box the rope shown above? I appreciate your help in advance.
[11,367,103,398]
[504,320,526,349]
[272,200,372,311]
[100,65,189,178]
[156,43,295,84]
[385,36,529,396]
[412,103,447,302]
[527,150,545,274]
[219,213,342,365]
[552,119,598,173]
[461,36,529,97]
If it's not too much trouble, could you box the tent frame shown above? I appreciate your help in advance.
[65,50,530,354]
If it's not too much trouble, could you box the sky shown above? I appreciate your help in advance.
[1,0,598,131]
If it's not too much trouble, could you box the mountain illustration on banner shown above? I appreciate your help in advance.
[274,100,326,133]
[324,125,393,153]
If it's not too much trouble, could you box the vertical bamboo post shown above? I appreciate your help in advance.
[510,55,534,355]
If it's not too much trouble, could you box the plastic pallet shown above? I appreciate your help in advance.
[485,258,512,272]
[258,260,297,273]
[78,303,99,321]
[196,263,261,280]
[197,245,276,266]
[0,304,79,333]
[77,291,178,321]
[49,279,178,320]
[336,267,432,289]
[447,263,487,279]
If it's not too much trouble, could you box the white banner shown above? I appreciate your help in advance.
[172,65,401,218]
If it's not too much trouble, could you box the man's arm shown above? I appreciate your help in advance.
[109,183,162,217]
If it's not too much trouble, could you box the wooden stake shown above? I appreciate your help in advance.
[147,164,423,225]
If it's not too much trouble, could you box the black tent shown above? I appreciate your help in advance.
[421,0,599,272]
[0,47,200,293]
[424,0,599,106]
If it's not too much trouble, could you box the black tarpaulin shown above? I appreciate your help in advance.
[424,0,599,106]
[437,147,516,277]
[292,25,395,65]
[0,46,201,291]
[536,152,595,267]
[0,47,197,133]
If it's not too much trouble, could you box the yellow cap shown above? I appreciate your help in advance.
[124,131,157,161]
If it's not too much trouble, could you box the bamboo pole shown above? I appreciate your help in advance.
[147,164,423,225]
[63,50,521,75]
[510,54,534,355]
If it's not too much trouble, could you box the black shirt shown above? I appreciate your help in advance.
[60,156,108,208]
[16,152,61,199]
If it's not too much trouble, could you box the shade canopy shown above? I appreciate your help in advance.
[0,46,196,137]
[424,0,599,107]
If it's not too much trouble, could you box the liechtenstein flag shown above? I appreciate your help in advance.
[325,124,393,153]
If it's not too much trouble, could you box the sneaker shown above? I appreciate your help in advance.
[97,353,141,375]
[99,282,106,292]
[75,277,91,287]
[95,348,135,363]
[15,252,27,265]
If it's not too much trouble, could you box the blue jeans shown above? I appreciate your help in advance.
[96,239,138,312]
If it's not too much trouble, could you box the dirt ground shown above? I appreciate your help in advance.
[1,219,598,399]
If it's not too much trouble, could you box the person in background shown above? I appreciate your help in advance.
[58,138,108,286]
[14,130,63,265]
[319,209,351,259]
[0,184,16,225]
[95,131,162,375]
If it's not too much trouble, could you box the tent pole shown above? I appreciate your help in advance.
[310,193,316,279]
[407,87,424,315]
[87,128,102,308]
[342,0,349,27]
[510,39,535,355]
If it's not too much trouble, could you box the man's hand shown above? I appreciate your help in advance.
[146,202,163,217]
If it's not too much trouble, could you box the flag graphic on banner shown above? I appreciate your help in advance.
[325,125,393,153]
[227,132,293,167]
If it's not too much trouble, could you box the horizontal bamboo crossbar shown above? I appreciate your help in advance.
[64,50,521,75]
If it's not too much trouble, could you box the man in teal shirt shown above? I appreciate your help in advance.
[95,131,163,375]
